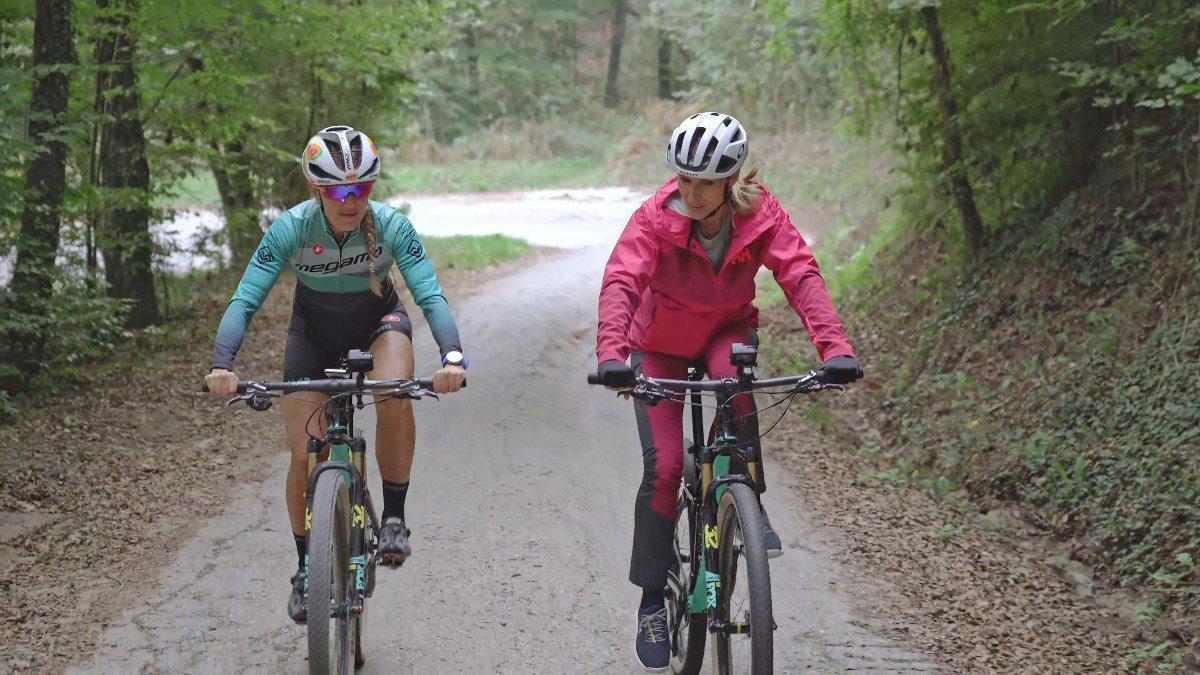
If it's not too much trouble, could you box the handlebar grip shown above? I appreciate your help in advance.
[201,381,252,394]
[587,372,601,385]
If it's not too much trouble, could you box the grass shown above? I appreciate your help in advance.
[379,156,612,195]
[422,234,537,270]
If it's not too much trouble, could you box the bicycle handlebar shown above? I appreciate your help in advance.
[203,377,450,395]
[586,370,832,392]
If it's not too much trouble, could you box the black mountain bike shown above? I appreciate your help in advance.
[216,349,442,675]
[589,342,842,674]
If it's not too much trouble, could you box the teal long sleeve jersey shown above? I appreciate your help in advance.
[210,199,462,371]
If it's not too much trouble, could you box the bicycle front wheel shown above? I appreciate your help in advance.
[667,489,706,674]
[307,470,356,675]
[713,483,773,674]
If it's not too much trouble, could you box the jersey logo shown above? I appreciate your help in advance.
[381,314,404,323]
[407,240,424,259]
[295,246,383,275]
[729,249,752,265]
[312,243,324,256]
[256,246,276,264]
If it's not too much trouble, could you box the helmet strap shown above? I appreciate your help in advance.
[697,180,733,223]
[699,200,724,223]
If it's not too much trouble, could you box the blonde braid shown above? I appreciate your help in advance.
[361,209,382,297]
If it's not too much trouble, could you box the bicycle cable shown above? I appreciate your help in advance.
[302,384,431,442]
[632,379,814,446]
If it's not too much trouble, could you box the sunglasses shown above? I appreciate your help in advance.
[318,181,375,202]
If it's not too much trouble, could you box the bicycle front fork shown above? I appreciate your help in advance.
[303,434,374,614]
[692,447,763,621]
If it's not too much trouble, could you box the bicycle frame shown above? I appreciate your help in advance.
[682,370,763,629]
[303,392,379,617]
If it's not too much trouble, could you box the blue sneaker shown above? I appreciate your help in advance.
[635,604,670,671]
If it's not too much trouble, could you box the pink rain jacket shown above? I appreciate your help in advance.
[596,178,855,364]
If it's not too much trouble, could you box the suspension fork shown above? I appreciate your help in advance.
[303,403,371,608]
[347,434,369,606]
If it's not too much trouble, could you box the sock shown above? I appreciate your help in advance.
[381,480,409,522]
[640,587,664,610]
[294,533,306,571]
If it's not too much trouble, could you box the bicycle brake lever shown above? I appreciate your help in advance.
[396,388,439,401]
[247,394,273,411]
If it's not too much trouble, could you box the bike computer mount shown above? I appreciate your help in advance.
[730,342,757,379]
[322,349,374,381]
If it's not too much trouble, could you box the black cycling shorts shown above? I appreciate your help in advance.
[283,285,412,382]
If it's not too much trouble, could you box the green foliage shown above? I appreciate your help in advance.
[854,166,1200,615]
[651,0,837,124]
[155,169,220,208]
[0,278,132,421]
[135,0,448,206]
[412,0,611,144]
[818,0,1200,250]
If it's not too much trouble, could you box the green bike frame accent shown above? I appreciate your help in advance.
[327,422,352,483]
[689,441,734,613]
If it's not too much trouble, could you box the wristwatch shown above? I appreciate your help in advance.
[442,350,469,369]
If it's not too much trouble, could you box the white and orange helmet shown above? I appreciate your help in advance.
[301,125,381,185]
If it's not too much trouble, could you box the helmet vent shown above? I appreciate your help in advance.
[349,134,363,167]
[307,163,339,181]
[327,143,347,171]
[698,136,718,167]
[362,157,379,177]
[716,156,738,174]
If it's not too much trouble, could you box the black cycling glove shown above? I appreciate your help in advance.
[821,355,863,384]
[597,359,636,387]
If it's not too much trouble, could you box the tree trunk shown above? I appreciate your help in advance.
[657,30,673,100]
[921,6,985,258]
[465,13,480,103]
[5,0,75,386]
[603,0,627,109]
[209,141,260,269]
[94,0,158,327]
[11,0,75,301]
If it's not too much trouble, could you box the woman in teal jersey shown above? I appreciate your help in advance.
[204,126,467,623]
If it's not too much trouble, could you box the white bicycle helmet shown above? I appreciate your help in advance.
[665,112,747,179]
[302,125,381,185]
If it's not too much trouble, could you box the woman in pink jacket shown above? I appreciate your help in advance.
[595,112,861,670]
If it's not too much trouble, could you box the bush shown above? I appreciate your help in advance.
[0,278,132,420]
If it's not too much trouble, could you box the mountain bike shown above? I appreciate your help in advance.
[214,349,442,675]
[589,342,842,674]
